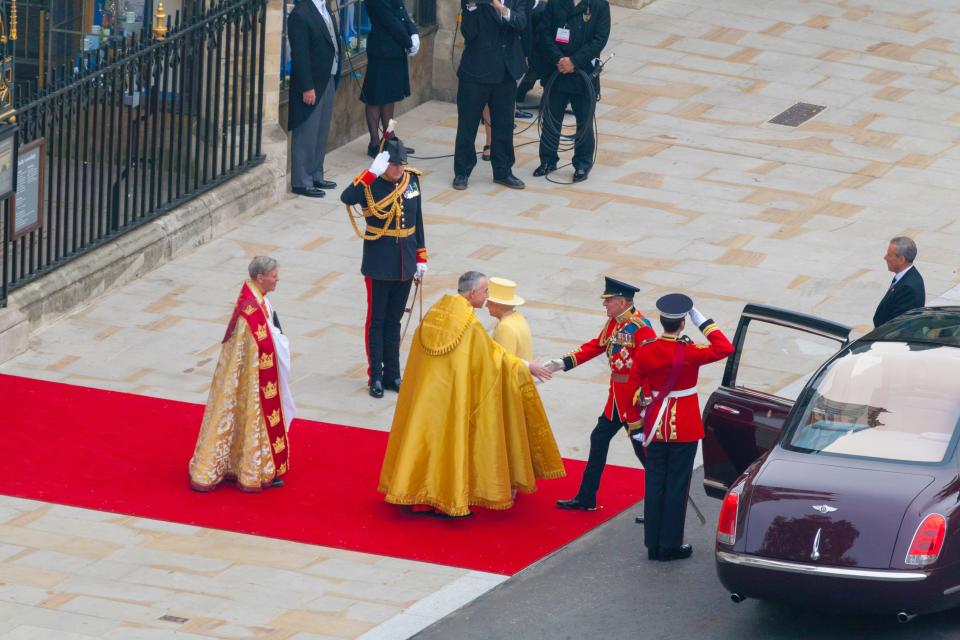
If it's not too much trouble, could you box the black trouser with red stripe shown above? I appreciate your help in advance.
[643,440,698,553]
[365,277,413,384]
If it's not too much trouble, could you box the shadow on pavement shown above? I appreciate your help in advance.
[414,468,960,640]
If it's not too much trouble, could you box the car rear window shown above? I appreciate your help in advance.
[785,342,960,463]
[869,309,960,346]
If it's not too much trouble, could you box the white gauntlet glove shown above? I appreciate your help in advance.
[689,307,707,328]
[543,358,565,373]
[408,34,420,57]
[415,263,427,281]
[370,151,390,177]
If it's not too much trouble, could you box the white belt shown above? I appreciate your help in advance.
[653,387,697,399]
[640,386,697,446]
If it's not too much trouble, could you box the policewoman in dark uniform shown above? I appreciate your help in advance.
[535,0,610,182]
[341,138,428,398]
[544,277,656,510]
[630,294,733,561]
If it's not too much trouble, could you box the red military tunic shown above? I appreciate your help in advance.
[562,307,656,426]
[631,320,733,443]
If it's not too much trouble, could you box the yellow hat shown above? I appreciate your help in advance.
[488,277,525,306]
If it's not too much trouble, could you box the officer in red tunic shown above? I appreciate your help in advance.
[630,293,733,561]
[545,277,656,510]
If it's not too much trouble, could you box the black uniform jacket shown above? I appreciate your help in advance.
[539,0,610,94]
[365,0,418,59]
[873,266,926,327]
[287,0,338,131]
[341,170,426,281]
[457,0,528,84]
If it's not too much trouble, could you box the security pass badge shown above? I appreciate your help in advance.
[555,27,570,43]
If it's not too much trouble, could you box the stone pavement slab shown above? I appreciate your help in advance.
[4,0,960,636]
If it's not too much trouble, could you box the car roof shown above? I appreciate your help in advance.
[860,306,960,348]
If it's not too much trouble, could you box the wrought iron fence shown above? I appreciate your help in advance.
[1,0,268,307]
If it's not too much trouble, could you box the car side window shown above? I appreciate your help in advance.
[733,320,844,402]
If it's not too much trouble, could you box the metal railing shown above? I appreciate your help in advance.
[1,0,268,307]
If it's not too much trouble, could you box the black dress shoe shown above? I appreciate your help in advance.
[573,168,590,183]
[314,179,337,190]
[556,497,597,511]
[494,174,525,189]
[452,174,469,190]
[635,515,645,524]
[268,478,285,489]
[369,380,384,398]
[367,143,379,158]
[515,109,533,119]
[383,377,401,392]
[533,162,556,177]
[658,544,693,561]
[292,186,325,198]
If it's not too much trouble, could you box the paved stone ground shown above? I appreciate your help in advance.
[3,0,960,636]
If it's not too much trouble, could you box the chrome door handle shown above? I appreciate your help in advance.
[714,403,741,415]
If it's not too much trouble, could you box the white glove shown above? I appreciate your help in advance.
[415,263,427,281]
[689,307,707,328]
[543,358,565,373]
[370,151,390,177]
[408,34,420,57]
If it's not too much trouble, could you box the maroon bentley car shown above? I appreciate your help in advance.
[702,305,960,621]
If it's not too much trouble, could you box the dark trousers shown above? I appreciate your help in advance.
[539,88,595,171]
[644,441,698,552]
[364,277,413,383]
[576,413,647,503]
[454,76,517,179]
[517,68,540,102]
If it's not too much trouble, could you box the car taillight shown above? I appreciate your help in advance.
[717,490,740,545]
[905,513,946,567]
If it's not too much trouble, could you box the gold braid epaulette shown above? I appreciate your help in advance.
[345,172,411,241]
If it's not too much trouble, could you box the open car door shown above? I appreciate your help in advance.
[702,304,851,498]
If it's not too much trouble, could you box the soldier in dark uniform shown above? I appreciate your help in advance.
[629,294,733,561]
[545,277,655,510]
[341,138,427,398]
[534,0,610,182]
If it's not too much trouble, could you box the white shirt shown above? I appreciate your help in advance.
[892,264,914,286]
[312,0,338,75]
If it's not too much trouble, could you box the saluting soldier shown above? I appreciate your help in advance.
[630,294,733,561]
[545,277,655,510]
[341,138,427,398]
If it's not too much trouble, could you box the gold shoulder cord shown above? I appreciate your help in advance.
[346,173,411,241]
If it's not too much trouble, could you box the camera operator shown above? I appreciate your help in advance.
[534,0,610,183]
[452,0,528,192]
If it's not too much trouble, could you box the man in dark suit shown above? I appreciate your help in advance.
[535,0,610,183]
[516,0,550,105]
[288,0,340,198]
[452,0,528,191]
[873,236,925,327]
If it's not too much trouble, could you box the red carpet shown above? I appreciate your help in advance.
[2,374,644,575]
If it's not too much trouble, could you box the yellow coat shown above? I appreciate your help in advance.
[492,310,533,361]
[379,295,565,516]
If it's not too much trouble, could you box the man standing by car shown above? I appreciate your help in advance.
[452,0,528,191]
[873,236,925,328]
[630,293,733,561]
[544,277,655,511]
